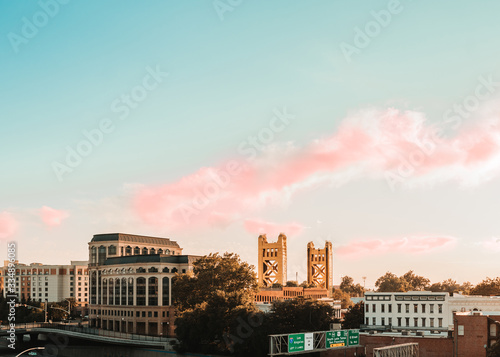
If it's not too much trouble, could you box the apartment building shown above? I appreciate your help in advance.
[1,260,89,305]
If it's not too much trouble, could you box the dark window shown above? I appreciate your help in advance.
[148,277,158,306]
[108,245,116,255]
[162,277,170,306]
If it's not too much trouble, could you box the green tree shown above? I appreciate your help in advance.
[342,302,364,329]
[332,288,354,309]
[340,276,365,297]
[471,278,500,296]
[285,281,298,287]
[271,283,283,289]
[400,271,430,291]
[375,272,406,292]
[172,252,259,354]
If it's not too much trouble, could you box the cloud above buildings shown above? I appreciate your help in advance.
[0,211,18,239]
[243,219,305,238]
[481,237,500,252]
[39,206,70,227]
[336,235,457,258]
[134,106,500,230]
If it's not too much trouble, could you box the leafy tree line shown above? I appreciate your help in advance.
[374,271,500,295]
[172,253,337,357]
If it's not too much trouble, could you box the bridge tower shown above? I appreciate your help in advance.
[307,241,333,290]
[258,234,287,287]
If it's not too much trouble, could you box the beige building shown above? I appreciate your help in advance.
[88,233,199,336]
[1,260,88,305]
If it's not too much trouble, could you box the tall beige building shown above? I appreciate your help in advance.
[307,241,333,290]
[258,233,287,287]
[88,233,199,336]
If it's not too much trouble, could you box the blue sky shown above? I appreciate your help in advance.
[2,0,500,287]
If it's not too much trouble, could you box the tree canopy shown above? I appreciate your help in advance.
[342,302,364,329]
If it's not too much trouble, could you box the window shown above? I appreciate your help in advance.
[422,318,426,327]
[388,317,392,326]
[388,304,392,313]
[430,318,434,327]
[366,318,369,325]
[366,304,369,313]
[158,249,163,254]
[372,317,376,325]
[398,317,402,327]
[405,304,409,313]
[438,318,443,328]
[421,304,426,313]
[150,248,156,255]
[148,311,152,317]
[381,304,385,313]
[108,245,116,255]
[125,246,132,255]
[438,304,443,313]
[98,246,106,264]
[142,247,148,255]
[405,318,410,327]
[414,304,418,313]
[154,311,158,317]
[148,277,158,306]
[381,318,385,326]
[134,247,140,255]
[414,318,418,327]
[430,304,434,313]
[91,247,97,264]
[397,304,402,313]
[372,304,376,313]
[162,277,170,306]
[136,278,146,306]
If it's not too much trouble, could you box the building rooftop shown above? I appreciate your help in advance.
[91,233,180,248]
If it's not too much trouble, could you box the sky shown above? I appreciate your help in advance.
[1,0,500,288]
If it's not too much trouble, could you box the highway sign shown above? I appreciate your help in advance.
[288,333,305,352]
[304,332,314,350]
[348,329,360,345]
[326,330,348,348]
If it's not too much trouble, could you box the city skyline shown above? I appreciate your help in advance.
[2,1,500,288]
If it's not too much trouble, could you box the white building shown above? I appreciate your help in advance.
[2,260,89,305]
[365,291,500,331]
[364,292,450,330]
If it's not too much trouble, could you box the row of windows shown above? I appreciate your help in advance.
[366,295,446,302]
[366,303,443,314]
[90,309,172,319]
[91,246,177,264]
[368,317,444,328]
[100,267,183,275]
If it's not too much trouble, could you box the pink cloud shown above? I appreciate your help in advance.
[134,106,500,230]
[336,235,457,259]
[40,206,69,227]
[244,219,305,238]
[0,212,18,240]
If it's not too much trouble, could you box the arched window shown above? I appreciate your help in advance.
[90,247,97,264]
[108,279,114,306]
[165,249,170,255]
[108,245,116,255]
[162,277,170,306]
[142,247,148,255]
[98,246,106,264]
[148,267,158,273]
[136,278,146,306]
[171,268,178,273]
[150,248,156,255]
[158,249,163,254]
[128,278,134,305]
[121,278,127,305]
[102,279,108,305]
[162,267,170,273]
[136,267,146,273]
[134,246,140,255]
[148,277,158,306]
[125,246,132,255]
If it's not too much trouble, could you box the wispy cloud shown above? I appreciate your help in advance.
[243,219,305,238]
[134,105,500,230]
[39,206,69,227]
[481,237,500,252]
[0,212,18,239]
[336,235,457,258]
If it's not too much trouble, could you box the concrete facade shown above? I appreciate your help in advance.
[258,234,287,287]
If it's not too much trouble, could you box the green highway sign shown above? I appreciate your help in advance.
[288,333,305,352]
[326,330,348,348]
[348,329,360,346]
